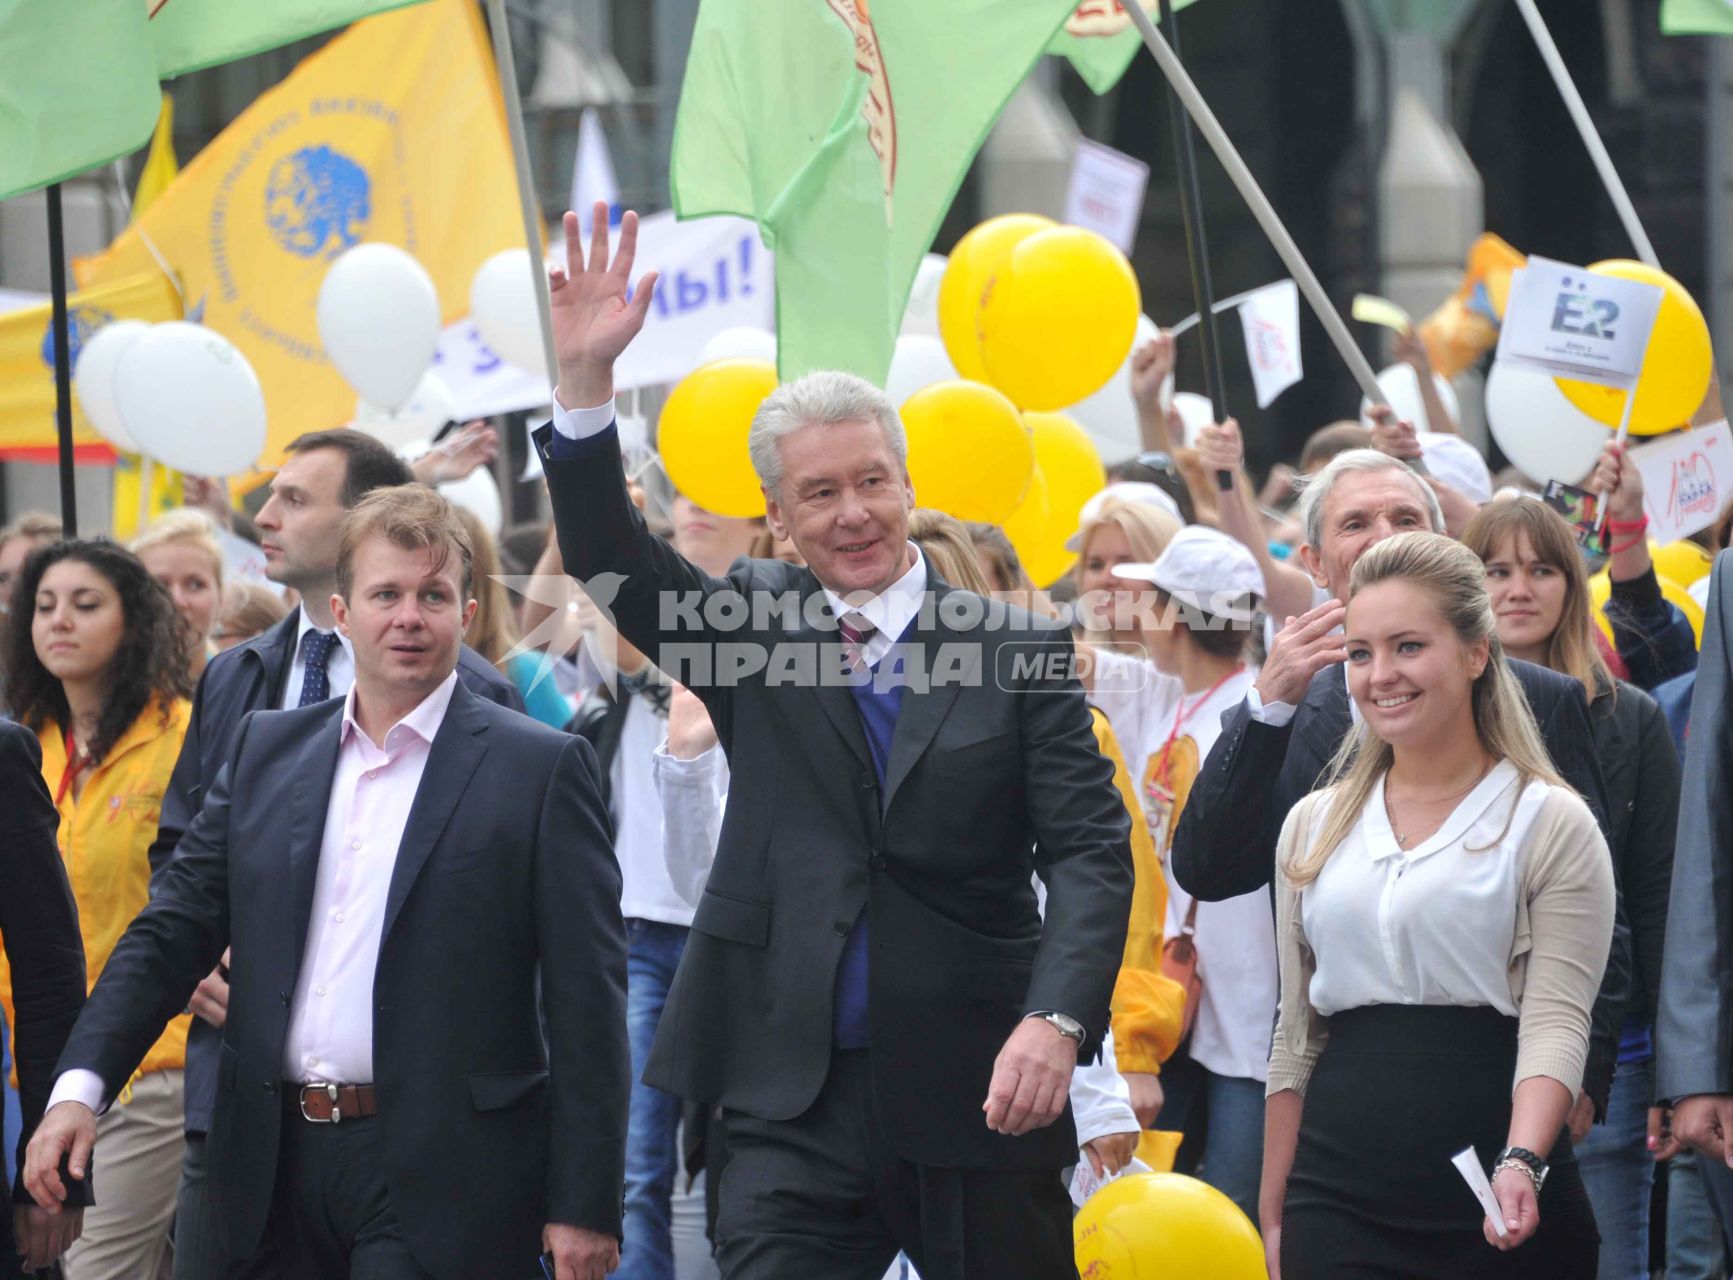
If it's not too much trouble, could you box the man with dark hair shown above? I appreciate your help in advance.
[150,428,524,1280]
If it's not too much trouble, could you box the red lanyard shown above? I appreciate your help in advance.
[1154,665,1245,769]
[56,728,88,807]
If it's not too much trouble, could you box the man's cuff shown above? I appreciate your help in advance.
[551,396,618,441]
[47,1070,106,1116]
[1243,685,1297,727]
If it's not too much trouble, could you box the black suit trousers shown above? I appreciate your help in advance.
[716,1052,1073,1280]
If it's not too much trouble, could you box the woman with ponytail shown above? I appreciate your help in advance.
[1259,532,1613,1278]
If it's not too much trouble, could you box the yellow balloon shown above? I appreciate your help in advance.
[1027,411,1107,556]
[1023,543,1078,591]
[1589,569,1704,647]
[1003,465,1051,573]
[1557,261,1713,436]
[938,214,1055,383]
[658,359,776,518]
[902,380,1033,524]
[1650,538,1713,587]
[1074,1173,1265,1280]
[978,227,1141,411]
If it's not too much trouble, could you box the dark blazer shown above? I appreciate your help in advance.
[57,684,627,1279]
[539,423,1133,1173]
[1657,551,1733,1103]
[149,605,525,1135]
[0,720,88,1275]
[1171,658,1633,1112]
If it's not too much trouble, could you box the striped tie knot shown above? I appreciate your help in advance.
[838,612,875,675]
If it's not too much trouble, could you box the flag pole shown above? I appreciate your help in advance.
[1154,0,1233,491]
[46,184,79,536]
[483,0,560,390]
[1120,2,1383,406]
[1511,0,1659,269]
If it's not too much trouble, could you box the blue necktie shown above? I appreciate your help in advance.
[298,630,338,707]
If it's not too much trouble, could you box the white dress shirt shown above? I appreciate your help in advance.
[283,670,458,1082]
[49,671,459,1113]
[281,605,355,710]
[1301,761,1549,1018]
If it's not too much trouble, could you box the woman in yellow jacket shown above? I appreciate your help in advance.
[2,539,193,1280]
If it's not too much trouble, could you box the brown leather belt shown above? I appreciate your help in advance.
[296,1082,377,1123]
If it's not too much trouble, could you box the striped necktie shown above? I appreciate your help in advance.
[838,613,875,674]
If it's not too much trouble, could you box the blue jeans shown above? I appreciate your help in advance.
[1575,1057,1654,1279]
[1155,1049,1266,1222]
[620,920,689,1280]
[1670,1149,1733,1279]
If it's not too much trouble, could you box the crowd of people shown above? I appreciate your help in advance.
[0,202,1727,1280]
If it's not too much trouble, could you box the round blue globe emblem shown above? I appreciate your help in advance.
[263,145,371,259]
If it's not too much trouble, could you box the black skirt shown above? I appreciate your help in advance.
[1280,1004,1600,1279]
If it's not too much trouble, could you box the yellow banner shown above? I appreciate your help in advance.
[0,273,183,455]
[77,0,521,472]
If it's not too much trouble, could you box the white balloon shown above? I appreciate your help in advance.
[353,372,455,449]
[318,243,440,412]
[899,253,947,339]
[1171,392,1215,448]
[1063,314,1159,464]
[469,249,551,380]
[884,334,959,408]
[114,322,267,476]
[697,326,777,366]
[1484,361,1611,486]
[73,320,147,451]
[1360,362,1460,433]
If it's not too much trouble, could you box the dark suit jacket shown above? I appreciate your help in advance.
[1171,658,1633,1113]
[539,423,1133,1172]
[1657,550,1733,1102]
[148,605,525,1134]
[0,720,88,1275]
[57,684,627,1279]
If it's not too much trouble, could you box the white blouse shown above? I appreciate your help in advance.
[1302,761,1551,1019]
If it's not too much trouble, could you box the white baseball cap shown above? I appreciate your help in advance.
[1418,431,1493,506]
[1111,525,1266,622]
[1064,482,1183,552]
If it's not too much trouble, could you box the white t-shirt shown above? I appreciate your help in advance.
[611,695,697,927]
[1302,761,1551,1018]
[1091,654,1276,1082]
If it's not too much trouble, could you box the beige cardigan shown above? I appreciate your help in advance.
[1267,781,1615,1099]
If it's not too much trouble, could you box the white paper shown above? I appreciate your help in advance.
[1239,279,1303,409]
[214,526,281,596]
[569,108,620,233]
[1495,255,1663,390]
[1064,139,1151,254]
[1068,1155,1153,1209]
[1451,1146,1509,1239]
[1631,420,1733,545]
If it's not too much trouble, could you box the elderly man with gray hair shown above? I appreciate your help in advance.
[1170,445,1630,1120]
[533,206,1133,1278]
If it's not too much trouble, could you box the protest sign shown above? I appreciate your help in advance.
[1631,420,1733,544]
[1495,256,1662,390]
[1063,139,1151,254]
[1238,279,1301,408]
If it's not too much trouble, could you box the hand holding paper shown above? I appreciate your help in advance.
[1450,1147,1508,1240]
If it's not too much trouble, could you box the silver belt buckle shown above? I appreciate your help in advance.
[299,1082,341,1123]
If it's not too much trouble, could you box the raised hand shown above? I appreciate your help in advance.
[1130,331,1176,417]
[549,202,660,409]
[1256,598,1348,708]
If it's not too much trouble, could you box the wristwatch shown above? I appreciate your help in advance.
[1029,1011,1085,1045]
[1492,1146,1549,1193]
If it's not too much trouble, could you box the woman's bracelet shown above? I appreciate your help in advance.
[1604,515,1649,535]
[1492,1156,1545,1194]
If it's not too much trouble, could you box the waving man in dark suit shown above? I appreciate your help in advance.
[537,205,1133,1278]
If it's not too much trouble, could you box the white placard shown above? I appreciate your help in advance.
[1495,255,1663,390]
[1067,1156,1153,1209]
[1631,420,1733,545]
[1451,1146,1509,1239]
[1238,279,1302,409]
[1063,139,1151,254]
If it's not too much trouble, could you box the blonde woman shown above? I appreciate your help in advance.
[130,510,224,684]
[1072,496,1182,653]
[1261,532,1613,1278]
[452,507,573,727]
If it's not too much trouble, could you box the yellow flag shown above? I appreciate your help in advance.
[0,273,183,457]
[132,95,180,216]
[76,0,521,472]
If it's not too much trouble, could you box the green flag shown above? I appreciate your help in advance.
[0,0,432,202]
[149,0,431,78]
[1661,0,1733,34]
[0,0,160,201]
[671,0,1079,387]
[1048,0,1200,96]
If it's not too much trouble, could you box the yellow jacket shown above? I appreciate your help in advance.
[1093,709,1187,1076]
[1,698,193,1085]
